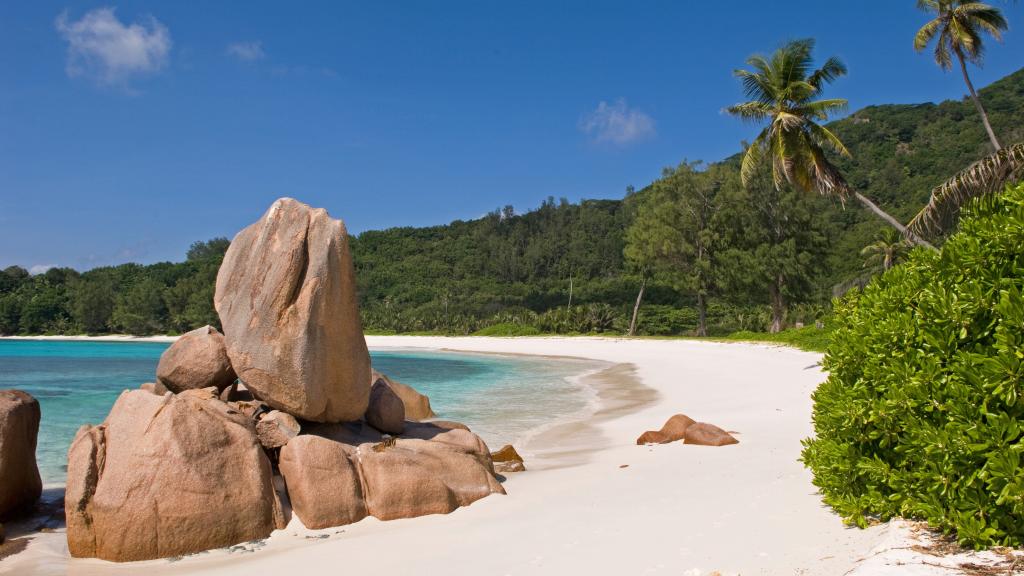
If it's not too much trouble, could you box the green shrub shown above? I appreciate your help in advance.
[473,323,542,336]
[802,184,1024,548]
[724,325,832,352]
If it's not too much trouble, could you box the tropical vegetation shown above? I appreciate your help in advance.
[803,183,1024,548]
[1,66,1023,337]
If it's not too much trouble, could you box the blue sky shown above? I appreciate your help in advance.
[2,1,1023,272]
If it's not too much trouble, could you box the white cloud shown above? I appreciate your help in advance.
[29,265,55,276]
[227,41,265,62]
[55,7,171,85]
[579,99,655,145]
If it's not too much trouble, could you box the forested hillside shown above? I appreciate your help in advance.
[2,68,1022,336]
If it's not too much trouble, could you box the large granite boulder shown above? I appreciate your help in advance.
[371,370,435,420]
[0,390,42,520]
[279,435,367,530]
[365,379,404,435]
[215,198,371,423]
[65,388,284,562]
[279,421,503,530]
[156,326,236,393]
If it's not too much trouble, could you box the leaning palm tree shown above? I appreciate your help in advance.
[908,142,1024,236]
[914,0,1008,151]
[861,228,911,271]
[727,39,934,247]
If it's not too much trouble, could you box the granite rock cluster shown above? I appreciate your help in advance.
[65,198,504,562]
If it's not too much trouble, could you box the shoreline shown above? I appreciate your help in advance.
[2,336,905,575]
[0,334,179,343]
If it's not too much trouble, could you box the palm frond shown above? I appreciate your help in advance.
[808,144,851,199]
[727,101,773,123]
[934,30,954,69]
[959,3,1009,39]
[914,18,943,51]
[808,56,847,90]
[739,131,769,188]
[908,142,1024,236]
[798,98,849,121]
[807,122,851,157]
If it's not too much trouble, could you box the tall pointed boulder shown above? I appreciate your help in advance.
[215,198,371,422]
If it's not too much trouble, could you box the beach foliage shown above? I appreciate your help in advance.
[803,183,1024,547]
[625,162,722,336]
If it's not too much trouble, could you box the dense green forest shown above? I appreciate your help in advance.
[2,67,1022,337]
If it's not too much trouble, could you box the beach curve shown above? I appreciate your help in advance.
[1,336,889,576]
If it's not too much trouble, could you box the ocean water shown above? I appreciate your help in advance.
[0,340,600,485]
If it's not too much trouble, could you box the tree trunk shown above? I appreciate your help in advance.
[957,50,1002,151]
[853,192,936,250]
[567,275,573,311]
[696,291,708,337]
[768,275,785,334]
[628,276,646,337]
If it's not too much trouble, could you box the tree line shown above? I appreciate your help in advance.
[2,1,1022,337]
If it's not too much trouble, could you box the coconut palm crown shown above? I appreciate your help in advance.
[728,39,850,199]
[861,228,911,271]
[728,39,933,247]
[914,0,1008,150]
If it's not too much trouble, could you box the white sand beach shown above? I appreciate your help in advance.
[2,336,956,575]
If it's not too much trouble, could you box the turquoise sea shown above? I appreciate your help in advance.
[0,340,599,485]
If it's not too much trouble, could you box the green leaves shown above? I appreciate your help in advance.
[803,183,1024,548]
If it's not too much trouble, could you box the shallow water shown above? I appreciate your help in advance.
[0,340,600,484]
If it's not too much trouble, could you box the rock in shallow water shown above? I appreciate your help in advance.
[0,390,42,520]
[215,198,371,423]
[156,325,236,393]
[65,388,284,562]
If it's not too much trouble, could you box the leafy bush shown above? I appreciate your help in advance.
[802,183,1024,548]
[725,325,832,352]
[473,323,542,336]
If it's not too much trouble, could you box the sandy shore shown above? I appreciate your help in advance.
[1,336,930,575]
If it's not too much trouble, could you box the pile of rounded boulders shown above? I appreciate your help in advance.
[636,414,738,446]
[65,198,503,562]
[0,390,42,521]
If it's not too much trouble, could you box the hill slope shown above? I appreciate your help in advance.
[1,68,1022,336]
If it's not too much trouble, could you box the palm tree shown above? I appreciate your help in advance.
[914,0,1008,151]
[727,39,934,248]
[861,228,911,271]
